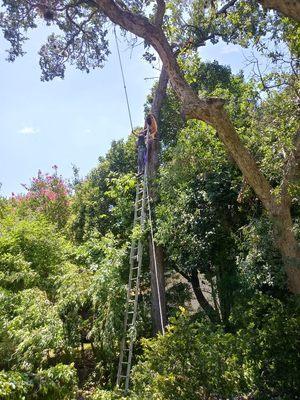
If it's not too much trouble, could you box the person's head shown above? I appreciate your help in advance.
[144,114,158,138]
[146,114,153,126]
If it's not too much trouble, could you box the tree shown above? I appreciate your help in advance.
[258,0,300,21]
[147,67,169,333]
[1,0,299,294]
[11,166,71,229]
[70,138,136,242]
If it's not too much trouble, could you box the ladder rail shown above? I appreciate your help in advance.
[124,176,147,392]
[116,179,141,385]
[117,172,147,391]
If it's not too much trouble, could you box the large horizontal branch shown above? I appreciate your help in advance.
[258,0,300,22]
[94,0,276,213]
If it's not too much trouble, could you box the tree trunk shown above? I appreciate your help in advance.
[190,270,220,323]
[258,0,300,21]
[149,242,167,333]
[272,207,300,294]
[148,67,168,334]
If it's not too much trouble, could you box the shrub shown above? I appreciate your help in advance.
[0,370,31,400]
[0,364,78,400]
[131,297,300,400]
[87,388,125,399]
[34,364,78,400]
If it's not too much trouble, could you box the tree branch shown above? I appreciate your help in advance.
[94,0,276,214]
[216,0,238,15]
[154,0,166,27]
[151,66,168,119]
[257,0,300,22]
[190,270,220,323]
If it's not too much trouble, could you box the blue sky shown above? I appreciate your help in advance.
[0,22,254,197]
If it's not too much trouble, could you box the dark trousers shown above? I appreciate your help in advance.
[138,147,146,173]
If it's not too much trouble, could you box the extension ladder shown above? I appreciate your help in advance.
[116,170,147,393]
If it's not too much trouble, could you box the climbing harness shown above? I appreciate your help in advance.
[116,127,165,394]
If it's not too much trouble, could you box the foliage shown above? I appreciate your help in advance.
[0,364,78,400]
[11,166,71,229]
[1,3,300,397]
[132,299,300,400]
[156,122,244,322]
[70,138,136,242]
[33,364,78,400]
[0,213,71,294]
[0,370,31,400]
[237,216,287,294]
[1,287,64,370]
[87,388,125,399]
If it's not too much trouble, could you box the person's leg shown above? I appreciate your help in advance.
[138,148,144,174]
[143,148,147,172]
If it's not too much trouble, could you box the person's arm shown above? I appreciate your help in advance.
[133,129,146,137]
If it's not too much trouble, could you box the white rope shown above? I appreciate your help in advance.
[145,126,165,335]
[113,26,134,133]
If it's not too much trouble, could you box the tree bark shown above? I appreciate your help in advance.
[272,207,300,294]
[148,67,168,334]
[258,0,300,22]
[95,0,300,294]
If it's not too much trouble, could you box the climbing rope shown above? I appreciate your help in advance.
[113,26,134,133]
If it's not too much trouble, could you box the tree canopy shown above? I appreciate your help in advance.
[1,1,300,399]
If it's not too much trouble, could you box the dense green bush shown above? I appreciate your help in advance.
[0,364,77,400]
[34,364,78,400]
[0,370,31,400]
[0,214,71,294]
[87,388,125,399]
[131,297,300,400]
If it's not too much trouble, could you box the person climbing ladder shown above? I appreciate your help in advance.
[133,113,158,175]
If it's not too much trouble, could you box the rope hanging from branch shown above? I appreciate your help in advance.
[113,26,134,133]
